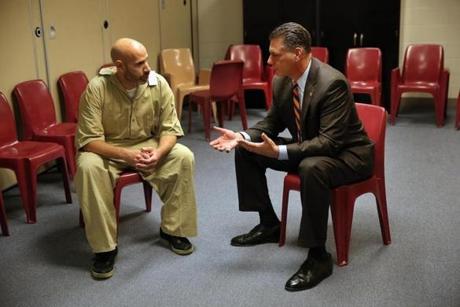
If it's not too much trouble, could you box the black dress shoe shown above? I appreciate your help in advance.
[285,253,333,291]
[231,224,280,246]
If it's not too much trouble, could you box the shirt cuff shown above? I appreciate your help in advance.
[278,145,288,160]
[239,131,251,141]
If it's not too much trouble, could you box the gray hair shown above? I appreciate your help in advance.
[269,22,311,53]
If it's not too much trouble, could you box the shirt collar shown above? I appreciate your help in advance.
[294,58,311,91]
[109,74,147,100]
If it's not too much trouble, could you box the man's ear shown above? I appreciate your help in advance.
[114,60,124,71]
[295,47,304,61]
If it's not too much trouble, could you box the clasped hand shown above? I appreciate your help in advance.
[125,147,160,171]
[209,126,279,159]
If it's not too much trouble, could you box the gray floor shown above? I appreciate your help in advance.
[1,98,459,307]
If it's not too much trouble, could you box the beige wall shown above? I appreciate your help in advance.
[196,0,243,69]
[400,0,460,98]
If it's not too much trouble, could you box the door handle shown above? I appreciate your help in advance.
[353,33,357,46]
[360,33,364,46]
[34,26,42,38]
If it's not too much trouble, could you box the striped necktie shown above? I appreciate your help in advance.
[292,83,302,142]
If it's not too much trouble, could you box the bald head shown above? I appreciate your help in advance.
[110,38,147,63]
[110,38,151,89]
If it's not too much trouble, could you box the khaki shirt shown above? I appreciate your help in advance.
[76,72,183,149]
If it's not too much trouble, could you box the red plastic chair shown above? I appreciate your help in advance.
[228,44,272,110]
[279,103,391,266]
[58,71,89,123]
[390,44,450,127]
[0,92,72,224]
[346,48,382,106]
[0,191,9,235]
[311,47,329,63]
[456,90,460,130]
[13,80,77,178]
[188,60,247,141]
[79,171,153,227]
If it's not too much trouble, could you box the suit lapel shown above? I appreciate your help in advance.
[301,58,320,121]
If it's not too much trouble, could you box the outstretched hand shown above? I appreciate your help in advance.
[209,126,243,152]
[237,133,279,159]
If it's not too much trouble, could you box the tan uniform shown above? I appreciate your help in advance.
[75,72,197,253]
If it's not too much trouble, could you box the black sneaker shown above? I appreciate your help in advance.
[91,247,118,279]
[159,228,194,255]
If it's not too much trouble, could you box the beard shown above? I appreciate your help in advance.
[140,71,149,82]
[125,69,149,84]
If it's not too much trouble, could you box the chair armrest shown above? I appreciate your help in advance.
[198,69,211,85]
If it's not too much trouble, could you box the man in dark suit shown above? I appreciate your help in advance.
[210,22,373,291]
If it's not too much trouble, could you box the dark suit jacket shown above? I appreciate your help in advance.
[246,58,374,174]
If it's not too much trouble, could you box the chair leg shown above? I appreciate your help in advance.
[441,70,450,122]
[142,180,153,212]
[188,99,193,133]
[331,189,353,266]
[79,210,85,228]
[456,94,460,130]
[62,138,77,179]
[372,88,381,106]
[375,179,391,245]
[57,156,72,204]
[211,101,218,124]
[434,90,445,128]
[279,183,293,247]
[228,101,235,120]
[113,184,123,224]
[390,89,401,125]
[202,99,212,141]
[238,91,248,130]
[177,93,185,121]
[15,165,37,224]
[216,101,226,128]
[0,193,10,236]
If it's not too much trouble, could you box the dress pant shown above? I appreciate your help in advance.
[235,146,372,247]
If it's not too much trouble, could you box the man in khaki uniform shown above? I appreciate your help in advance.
[75,38,197,280]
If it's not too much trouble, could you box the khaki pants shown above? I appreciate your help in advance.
[75,141,197,253]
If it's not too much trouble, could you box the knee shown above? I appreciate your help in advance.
[298,157,327,184]
[76,152,106,175]
[172,144,195,169]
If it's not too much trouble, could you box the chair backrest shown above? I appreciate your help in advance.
[13,80,57,140]
[228,44,264,83]
[355,103,386,178]
[311,47,329,63]
[209,60,244,99]
[346,48,382,83]
[159,48,196,89]
[58,71,89,123]
[402,44,444,84]
[0,92,18,147]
